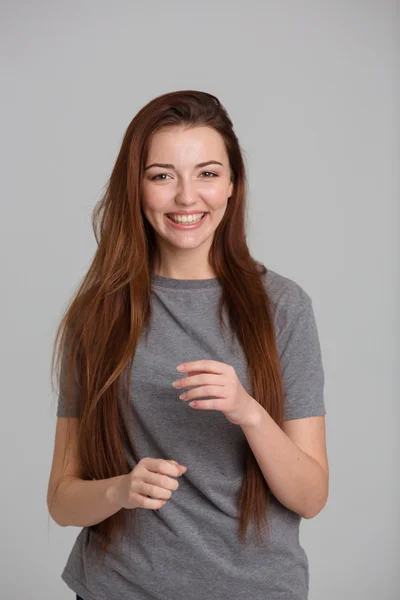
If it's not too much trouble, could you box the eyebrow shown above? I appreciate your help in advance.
[144,160,224,171]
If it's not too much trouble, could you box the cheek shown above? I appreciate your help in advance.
[142,187,171,211]
[202,186,229,207]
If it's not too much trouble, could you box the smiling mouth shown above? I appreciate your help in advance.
[166,213,207,224]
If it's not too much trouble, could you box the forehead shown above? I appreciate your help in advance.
[147,126,226,159]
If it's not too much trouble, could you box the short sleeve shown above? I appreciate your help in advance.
[276,299,326,421]
[56,339,82,418]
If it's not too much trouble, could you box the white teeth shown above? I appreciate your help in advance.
[168,213,205,224]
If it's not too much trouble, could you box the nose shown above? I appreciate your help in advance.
[175,178,197,206]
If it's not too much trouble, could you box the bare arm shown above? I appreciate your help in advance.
[241,402,329,519]
[48,474,125,528]
[47,417,126,527]
[47,418,185,527]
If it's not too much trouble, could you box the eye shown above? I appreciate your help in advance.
[151,173,170,181]
[151,171,218,181]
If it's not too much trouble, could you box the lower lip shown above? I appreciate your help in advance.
[164,213,208,230]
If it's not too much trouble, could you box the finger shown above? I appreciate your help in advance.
[182,386,226,401]
[189,399,221,409]
[180,360,226,374]
[176,373,223,389]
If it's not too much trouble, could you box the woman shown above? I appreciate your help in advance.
[47,90,329,600]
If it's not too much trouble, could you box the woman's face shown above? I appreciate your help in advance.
[141,125,233,252]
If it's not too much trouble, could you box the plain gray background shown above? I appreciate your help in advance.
[1,1,399,598]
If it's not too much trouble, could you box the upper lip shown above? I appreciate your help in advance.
[165,211,207,215]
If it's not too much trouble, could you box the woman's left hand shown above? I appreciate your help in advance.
[172,360,259,427]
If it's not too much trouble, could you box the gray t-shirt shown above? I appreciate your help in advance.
[56,268,326,600]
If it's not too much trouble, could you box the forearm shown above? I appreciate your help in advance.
[241,401,328,519]
[48,474,125,528]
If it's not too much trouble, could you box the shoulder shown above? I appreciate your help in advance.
[262,267,311,310]
[260,267,313,339]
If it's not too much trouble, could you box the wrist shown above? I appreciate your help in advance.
[241,398,264,429]
[105,474,125,509]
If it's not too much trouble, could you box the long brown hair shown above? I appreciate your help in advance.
[49,90,284,564]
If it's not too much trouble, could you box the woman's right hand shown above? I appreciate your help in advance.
[109,458,187,510]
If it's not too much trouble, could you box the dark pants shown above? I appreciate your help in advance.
[76,596,84,600]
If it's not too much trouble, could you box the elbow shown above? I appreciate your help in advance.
[47,503,66,527]
[46,494,66,527]
[302,502,326,520]
[47,481,66,527]
[47,508,66,527]
[303,479,329,519]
